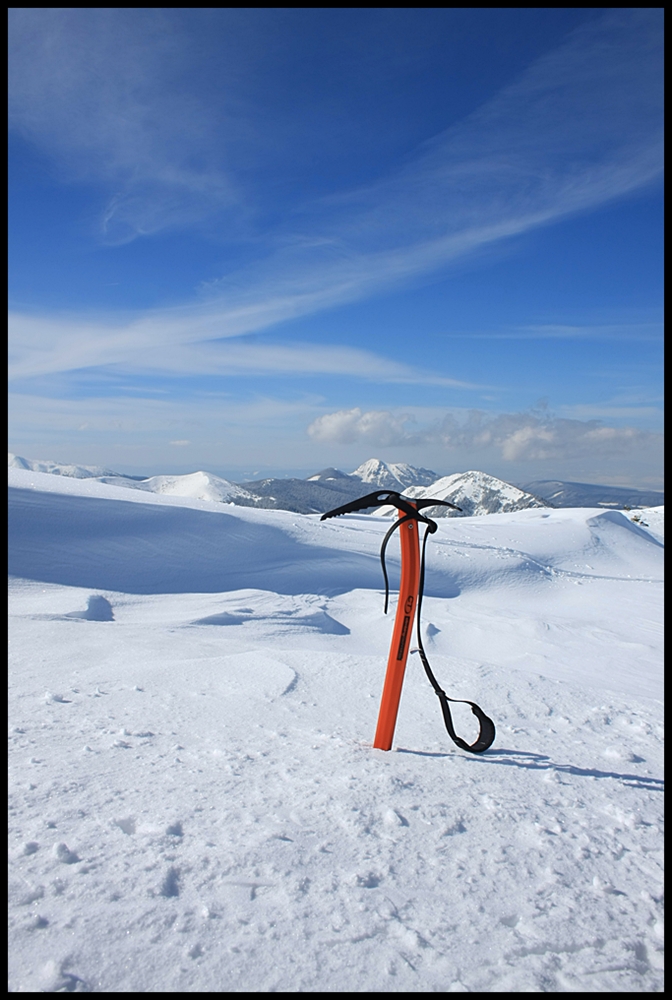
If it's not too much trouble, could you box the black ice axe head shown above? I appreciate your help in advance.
[320,489,462,526]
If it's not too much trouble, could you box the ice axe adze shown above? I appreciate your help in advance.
[321,491,495,754]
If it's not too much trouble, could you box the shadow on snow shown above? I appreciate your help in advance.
[397,746,663,792]
[8,487,459,598]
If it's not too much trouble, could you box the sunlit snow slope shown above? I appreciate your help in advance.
[8,467,664,993]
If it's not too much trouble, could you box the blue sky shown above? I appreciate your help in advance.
[8,8,663,486]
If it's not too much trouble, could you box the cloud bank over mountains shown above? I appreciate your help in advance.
[308,406,663,464]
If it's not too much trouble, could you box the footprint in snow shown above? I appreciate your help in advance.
[53,842,80,864]
[114,817,136,835]
[160,866,180,898]
[356,872,382,888]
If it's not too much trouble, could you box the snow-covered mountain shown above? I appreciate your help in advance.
[234,473,363,514]
[518,478,665,509]
[97,471,256,504]
[238,460,441,514]
[8,452,120,479]
[306,467,354,483]
[387,470,552,517]
[8,454,258,506]
[13,453,652,519]
[351,458,438,490]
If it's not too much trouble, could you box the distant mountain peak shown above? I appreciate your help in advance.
[8,452,119,479]
[95,470,260,505]
[306,467,352,482]
[350,458,438,490]
[388,469,552,518]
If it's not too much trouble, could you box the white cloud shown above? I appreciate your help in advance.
[308,408,418,447]
[308,406,663,465]
[438,410,662,463]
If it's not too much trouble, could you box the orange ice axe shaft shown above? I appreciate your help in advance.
[373,506,420,750]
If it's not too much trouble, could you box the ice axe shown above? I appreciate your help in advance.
[321,490,495,754]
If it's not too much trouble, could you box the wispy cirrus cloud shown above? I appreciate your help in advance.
[122,340,480,387]
[435,321,664,341]
[8,8,240,244]
[8,8,663,381]
[8,312,481,387]
[558,404,663,422]
[197,9,662,311]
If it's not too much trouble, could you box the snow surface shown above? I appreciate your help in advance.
[8,467,664,992]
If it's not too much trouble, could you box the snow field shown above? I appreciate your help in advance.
[8,471,664,991]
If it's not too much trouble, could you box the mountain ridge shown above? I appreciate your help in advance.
[387,470,551,518]
[8,453,663,515]
[517,479,665,510]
